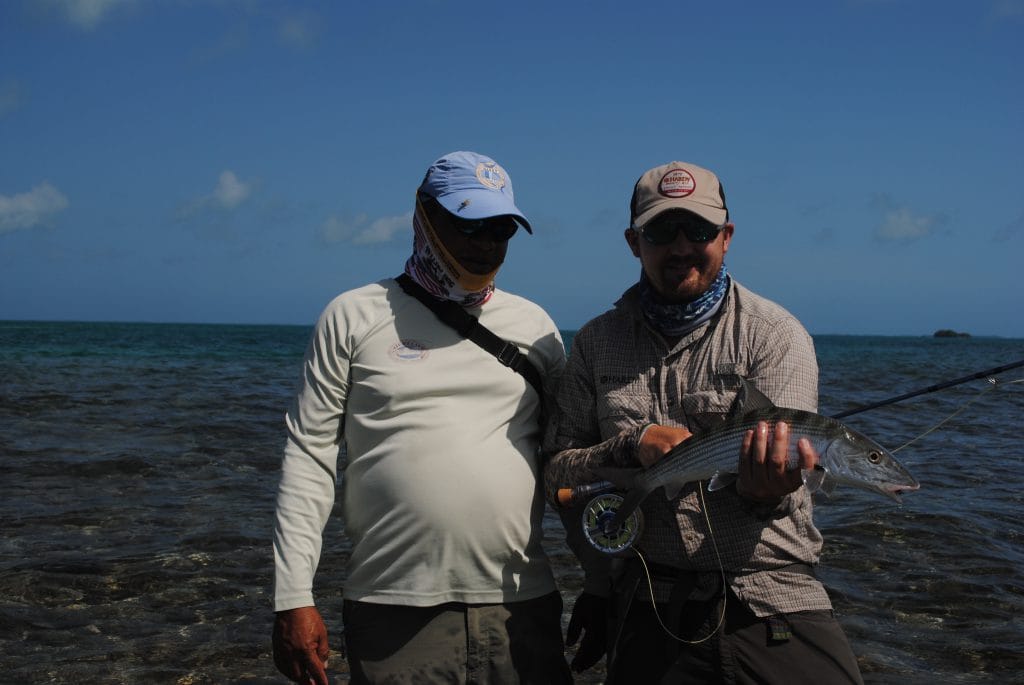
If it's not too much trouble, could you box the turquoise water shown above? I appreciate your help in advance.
[1,321,1022,683]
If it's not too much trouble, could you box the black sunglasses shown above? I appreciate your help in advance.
[638,215,725,245]
[447,214,519,242]
[420,195,519,242]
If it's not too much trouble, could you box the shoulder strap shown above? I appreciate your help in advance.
[395,274,544,399]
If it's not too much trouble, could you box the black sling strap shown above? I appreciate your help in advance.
[395,274,544,400]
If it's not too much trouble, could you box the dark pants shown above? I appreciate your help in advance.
[607,587,863,685]
[343,592,573,684]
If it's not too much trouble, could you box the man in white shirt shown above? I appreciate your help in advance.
[272,151,571,684]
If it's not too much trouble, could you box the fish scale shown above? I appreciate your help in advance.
[642,407,843,489]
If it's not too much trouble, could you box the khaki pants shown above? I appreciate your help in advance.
[342,592,573,684]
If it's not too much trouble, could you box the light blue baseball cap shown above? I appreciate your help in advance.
[418,151,532,233]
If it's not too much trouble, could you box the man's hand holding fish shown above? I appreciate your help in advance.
[635,424,692,467]
[737,420,818,503]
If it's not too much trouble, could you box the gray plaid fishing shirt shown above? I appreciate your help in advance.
[543,279,832,616]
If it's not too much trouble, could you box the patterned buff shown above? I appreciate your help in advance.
[638,263,730,337]
[403,195,497,307]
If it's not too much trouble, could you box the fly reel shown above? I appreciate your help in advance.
[581,493,643,555]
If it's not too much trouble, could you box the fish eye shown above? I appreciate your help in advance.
[868,451,881,464]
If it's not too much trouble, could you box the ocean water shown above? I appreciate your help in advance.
[1,321,1022,684]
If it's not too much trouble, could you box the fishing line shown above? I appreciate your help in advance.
[635,481,728,645]
[892,377,1024,454]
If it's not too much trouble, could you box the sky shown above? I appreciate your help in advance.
[1,1,1022,337]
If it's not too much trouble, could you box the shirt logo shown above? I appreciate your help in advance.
[389,339,430,361]
[600,375,637,385]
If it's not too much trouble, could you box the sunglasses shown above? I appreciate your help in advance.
[420,194,519,242]
[447,214,519,242]
[638,215,726,245]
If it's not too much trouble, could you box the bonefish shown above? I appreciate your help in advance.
[600,380,919,532]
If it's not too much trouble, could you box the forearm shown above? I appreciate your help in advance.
[544,424,650,597]
[273,436,340,611]
[542,423,648,505]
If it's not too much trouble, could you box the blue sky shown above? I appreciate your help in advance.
[1,1,1022,337]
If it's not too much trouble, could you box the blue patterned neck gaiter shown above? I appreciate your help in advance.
[638,264,730,337]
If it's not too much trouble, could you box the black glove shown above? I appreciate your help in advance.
[565,592,608,673]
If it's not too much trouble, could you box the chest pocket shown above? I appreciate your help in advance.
[596,384,650,438]
[682,389,737,433]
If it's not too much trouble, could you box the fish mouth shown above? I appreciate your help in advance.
[886,481,921,502]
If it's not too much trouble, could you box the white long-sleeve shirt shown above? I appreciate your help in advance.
[273,278,565,611]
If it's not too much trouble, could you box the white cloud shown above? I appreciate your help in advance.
[45,0,134,30]
[213,170,251,210]
[320,212,412,245]
[320,215,358,243]
[870,194,944,243]
[875,207,936,242]
[179,170,252,218]
[0,182,69,234]
[355,214,412,245]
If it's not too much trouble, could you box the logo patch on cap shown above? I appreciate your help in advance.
[475,162,507,190]
[659,168,696,198]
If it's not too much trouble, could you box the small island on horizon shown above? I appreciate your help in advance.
[934,329,971,338]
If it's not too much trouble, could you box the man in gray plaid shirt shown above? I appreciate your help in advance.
[544,161,863,684]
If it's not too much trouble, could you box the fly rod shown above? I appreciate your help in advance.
[831,357,1024,419]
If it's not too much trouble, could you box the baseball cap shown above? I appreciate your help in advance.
[630,161,729,229]
[418,151,532,233]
